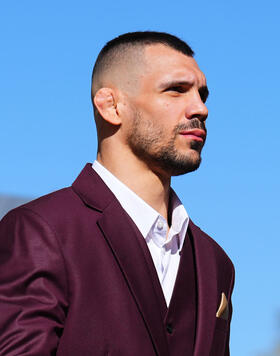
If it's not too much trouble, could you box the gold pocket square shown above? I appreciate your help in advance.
[216,292,229,320]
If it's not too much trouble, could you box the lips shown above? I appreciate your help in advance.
[179,129,206,142]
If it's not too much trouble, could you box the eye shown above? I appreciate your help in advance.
[165,86,186,93]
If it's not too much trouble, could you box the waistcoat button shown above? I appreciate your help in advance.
[166,323,173,334]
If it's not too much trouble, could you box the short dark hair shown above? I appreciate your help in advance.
[92,31,194,89]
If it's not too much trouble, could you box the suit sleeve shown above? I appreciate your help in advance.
[0,207,68,355]
[223,300,232,356]
[224,265,235,356]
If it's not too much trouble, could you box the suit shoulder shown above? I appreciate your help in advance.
[1,186,97,226]
[4,188,73,215]
[22,187,77,208]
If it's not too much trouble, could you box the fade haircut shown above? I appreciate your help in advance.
[91,31,194,103]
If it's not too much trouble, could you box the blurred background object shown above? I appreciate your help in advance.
[0,195,32,219]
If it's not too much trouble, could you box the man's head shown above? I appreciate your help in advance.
[92,31,209,177]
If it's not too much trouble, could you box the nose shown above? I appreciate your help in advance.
[185,91,208,122]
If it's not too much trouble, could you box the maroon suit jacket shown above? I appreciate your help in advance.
[0,164,234,355]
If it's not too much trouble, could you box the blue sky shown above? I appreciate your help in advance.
[1,1,280,354]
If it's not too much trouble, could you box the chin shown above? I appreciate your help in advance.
[171,160,201,176]
[142,141,204,177]
[155,151,202,177]
[188,149,202,163]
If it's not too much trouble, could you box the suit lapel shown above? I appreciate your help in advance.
[73,164,169,356]
[167,232,195,318]
[97,201,169,356]
[125,211,168,318]
[189,221,219,356]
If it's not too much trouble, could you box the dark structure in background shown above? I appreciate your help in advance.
[0,195,32,219]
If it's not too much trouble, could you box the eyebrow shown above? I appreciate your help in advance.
[158,80,192,90]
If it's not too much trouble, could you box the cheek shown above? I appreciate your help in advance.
[152,103,177,127]
[159,98,185,122]
[139,95,171,114]
[135,97,182,134]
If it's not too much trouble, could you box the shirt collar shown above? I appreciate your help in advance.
[92,160,158,237]
[152,190,189,251]
[92,160,189,249]
[172,195,189,251]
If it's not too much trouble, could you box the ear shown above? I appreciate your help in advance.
[93,88,121,125]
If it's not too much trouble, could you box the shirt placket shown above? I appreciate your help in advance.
[160,245,170,283]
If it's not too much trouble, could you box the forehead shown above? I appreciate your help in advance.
[141,44,206,87]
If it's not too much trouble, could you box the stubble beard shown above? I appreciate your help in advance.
[126,110,206,177]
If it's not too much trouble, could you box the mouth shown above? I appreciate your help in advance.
[179,129,206,142]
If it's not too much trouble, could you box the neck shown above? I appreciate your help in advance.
[97,150,171,220]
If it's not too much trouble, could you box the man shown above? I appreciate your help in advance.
[0,32,234,355]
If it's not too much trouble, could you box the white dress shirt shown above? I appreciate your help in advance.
[92,160,189,306]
